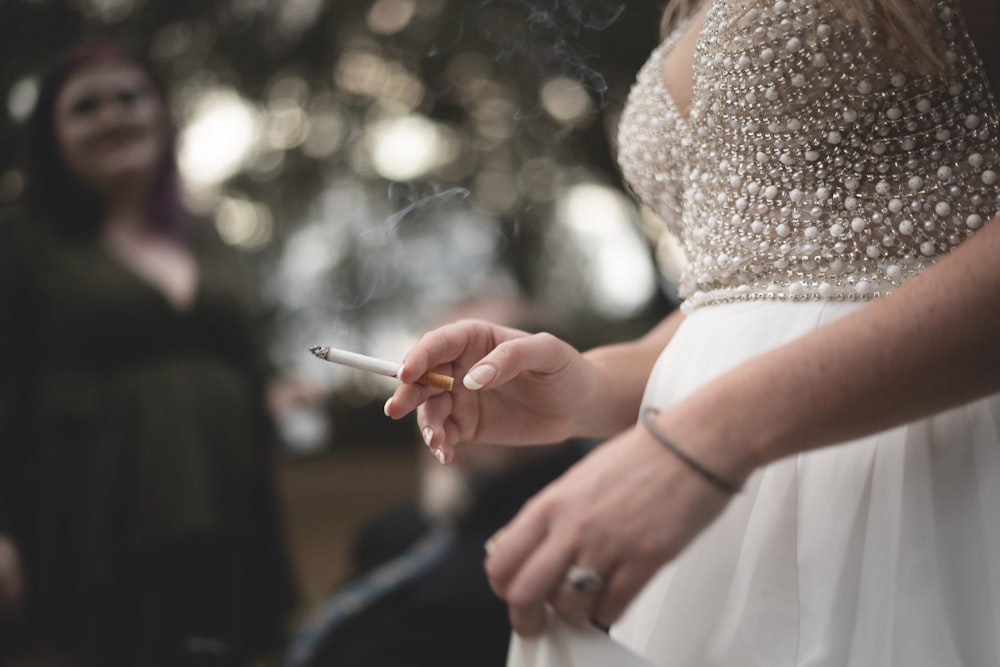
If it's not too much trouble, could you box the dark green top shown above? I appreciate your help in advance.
[0,208,295,663]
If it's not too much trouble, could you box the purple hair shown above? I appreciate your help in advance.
[22,40,190,240]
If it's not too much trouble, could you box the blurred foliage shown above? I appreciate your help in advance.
[0,0,675,438]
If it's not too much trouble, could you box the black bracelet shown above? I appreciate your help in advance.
[638,406,742,495]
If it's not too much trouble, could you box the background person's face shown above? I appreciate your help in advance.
[54,60,165,196]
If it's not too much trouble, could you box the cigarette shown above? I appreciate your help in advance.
[308,345,454,391]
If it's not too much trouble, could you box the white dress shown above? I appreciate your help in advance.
[510,0,1000,665]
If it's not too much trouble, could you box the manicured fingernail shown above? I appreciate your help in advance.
[434,448,447,465]
[463,364,497,390]
[422,426,434,446]
[383,397,394,417]
[484,537,497,555]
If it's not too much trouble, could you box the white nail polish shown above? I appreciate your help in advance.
[422,426,434,446]
[383,397,394,417]
[463,364,497,390]
[434,448,447,465]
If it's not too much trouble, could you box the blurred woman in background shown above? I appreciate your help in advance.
[0,41,296,666]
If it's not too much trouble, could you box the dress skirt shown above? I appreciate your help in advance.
[510,299,1000,667]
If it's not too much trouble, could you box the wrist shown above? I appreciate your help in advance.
[576,351,639,437]
[639,407,744,494]
[643,401,765,490]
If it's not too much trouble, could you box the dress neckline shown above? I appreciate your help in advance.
[650,5,709,141]
[98,232,203,318]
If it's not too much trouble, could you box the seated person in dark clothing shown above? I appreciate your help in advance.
[286,298,591,667]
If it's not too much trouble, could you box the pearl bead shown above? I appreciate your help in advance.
[614,0,999,309]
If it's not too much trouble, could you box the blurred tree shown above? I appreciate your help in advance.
[0,0,674,427]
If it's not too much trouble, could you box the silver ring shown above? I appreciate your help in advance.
[565,565,605,592]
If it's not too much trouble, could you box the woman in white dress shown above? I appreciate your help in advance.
[384,0,1000,664]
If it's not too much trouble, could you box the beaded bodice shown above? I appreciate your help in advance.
[617,0,1000,310]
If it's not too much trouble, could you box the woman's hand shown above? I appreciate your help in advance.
[483,423,743,636]
[385,319,600,462]
[0,533,24,620]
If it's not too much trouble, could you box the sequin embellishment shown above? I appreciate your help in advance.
[617,0,1000,310]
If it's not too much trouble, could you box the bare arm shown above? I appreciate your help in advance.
[577,310,685,437]
[485,220,1000,635]
[654,218,1000,483]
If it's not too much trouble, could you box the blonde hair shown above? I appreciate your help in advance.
[660,0,943,70]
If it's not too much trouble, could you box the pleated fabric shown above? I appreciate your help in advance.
[509,300,1000,667]
[614,300,1000,666]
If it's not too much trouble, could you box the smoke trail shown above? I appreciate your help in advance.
[451,0,628,101]
[379,183,471,238]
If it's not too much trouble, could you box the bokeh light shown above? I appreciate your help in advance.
[179,88,259,188]
[367,113,456,181]
[557,183,657,319]
[6,76,38,123]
